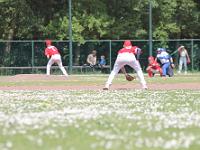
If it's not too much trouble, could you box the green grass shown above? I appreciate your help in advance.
[0,75,200,150]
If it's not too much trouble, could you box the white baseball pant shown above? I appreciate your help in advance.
[47,54,68,76]
[179,56,187,73]
[106,52,146,88]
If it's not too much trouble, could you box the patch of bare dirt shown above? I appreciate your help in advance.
[0,74,200,91]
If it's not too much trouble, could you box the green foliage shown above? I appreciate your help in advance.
[0,0,8,2]
[0,0,199,41]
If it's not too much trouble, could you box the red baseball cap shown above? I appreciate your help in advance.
[123,40,132,47]
[45,39,52,46]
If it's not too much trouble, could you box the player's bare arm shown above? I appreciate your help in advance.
[146,66,151,71]
[87,55,93,65]
[186,50,191,63]
[155,57,158,62]
[170,57,175,68]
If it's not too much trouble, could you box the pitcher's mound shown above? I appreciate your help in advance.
[10,74,68,81]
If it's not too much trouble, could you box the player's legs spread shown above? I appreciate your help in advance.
[47,57,55,66]
[162,63,170,76]
[46,58,55,75]
[152,69,159,73]
[128,60,141,72]
[54,57,68,76]
[52,54,61,62]
[106,59,126,85]
[147,69,153,77]
[127,60,146,86]
[57,60,63,67]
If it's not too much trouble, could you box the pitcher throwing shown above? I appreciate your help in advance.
[103,40,147,90]
[44,40,68,77]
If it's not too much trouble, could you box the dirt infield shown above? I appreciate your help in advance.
[6,74,69,81]
[1,74,200,90]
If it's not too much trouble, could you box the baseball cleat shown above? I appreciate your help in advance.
[103,87,109,90]
[103,84,110,90]
[142,85,148,90]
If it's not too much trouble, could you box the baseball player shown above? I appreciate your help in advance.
[178,46,190,74]
[146,56,162,77]
[44,40,68,76]
[103,40,147,90]
[156,48,174,77]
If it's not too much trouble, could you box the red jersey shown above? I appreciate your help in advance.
[118,46,138,54]
[149,61,160,70]
[45,46,60,57]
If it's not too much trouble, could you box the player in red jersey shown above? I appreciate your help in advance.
[103,40,147,90]
[44,40,68,76]
[146,56,162,77]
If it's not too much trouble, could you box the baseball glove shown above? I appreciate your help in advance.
[126,74,135,81]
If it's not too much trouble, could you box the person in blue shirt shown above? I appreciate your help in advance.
[99,55,106,67]
[156,48,175,77]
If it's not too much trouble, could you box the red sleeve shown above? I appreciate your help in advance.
[155,62,160,66]
[118,48,124,54]
[45,48,49,56]
[131,46,138,54]
[53,46,59,53]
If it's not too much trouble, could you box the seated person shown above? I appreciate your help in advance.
[86,50,97,67]
[99,55,106,67]
[146,56,162,77]
[156,48,174,77]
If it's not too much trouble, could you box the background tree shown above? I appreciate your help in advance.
[0,0,199,67]
[0,0,199,41]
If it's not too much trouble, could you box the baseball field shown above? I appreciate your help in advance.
[0,74,200,150]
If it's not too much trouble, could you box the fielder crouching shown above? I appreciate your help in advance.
[146,56,162,77]
[103,40,147,90]
[44,40,68,77]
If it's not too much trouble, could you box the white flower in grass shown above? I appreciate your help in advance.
[135,138,143,148]
[36,138,43,146]
[56,145,63,150]
[164,139,177,149]
[105,141,113,149]
[5,141,12,148]
[172,132,177,138]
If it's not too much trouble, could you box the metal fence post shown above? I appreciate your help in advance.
[68,0,73,74]
[109,40,112,72]
[31,41,34,73]
[191,39,194,71]
[149,0,153,56]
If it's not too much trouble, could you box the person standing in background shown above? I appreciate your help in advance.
[178,46,190,74]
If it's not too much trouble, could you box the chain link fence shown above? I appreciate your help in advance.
[0,39,199,75]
